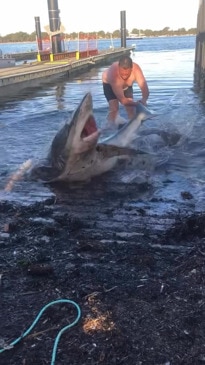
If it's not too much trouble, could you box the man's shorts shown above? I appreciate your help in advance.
[103,82,133,101]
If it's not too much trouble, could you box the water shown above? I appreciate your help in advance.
[0,35,195,54]
[0,35,205,210]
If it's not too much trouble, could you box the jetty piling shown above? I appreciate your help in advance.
[120,11,127,48]
[35,16,43,52]
[194,0,205,94]
[47,0,62,54]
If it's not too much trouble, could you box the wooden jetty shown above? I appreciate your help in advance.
[194,0,205,93]
[0,47,134,100]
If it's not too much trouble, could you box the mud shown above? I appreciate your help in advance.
[0,180,205,365]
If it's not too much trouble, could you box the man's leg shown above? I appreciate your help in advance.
[103,83,126,126]
[107,99,119,122]
[107,100,127,126]
[124,105,136,120]
[124,86,136,120]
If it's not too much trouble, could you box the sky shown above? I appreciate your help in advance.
[0,0,199,36]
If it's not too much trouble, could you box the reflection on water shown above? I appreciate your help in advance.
[0,36,205,208]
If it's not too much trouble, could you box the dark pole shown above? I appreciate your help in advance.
[47,0,62,54]
[47,0,59,32]
[34,16,43,51]
[120,10,126,48]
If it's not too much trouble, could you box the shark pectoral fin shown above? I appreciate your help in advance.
[30,165,61,183]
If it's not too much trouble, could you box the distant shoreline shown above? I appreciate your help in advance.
[0,34,196,45]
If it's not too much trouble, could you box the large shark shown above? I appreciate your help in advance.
[29,92,156,183]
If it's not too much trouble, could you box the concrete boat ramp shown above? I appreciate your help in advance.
[0,47,134,99]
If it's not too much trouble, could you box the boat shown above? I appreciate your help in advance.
[126,31,146,40]
[0,49,15,68]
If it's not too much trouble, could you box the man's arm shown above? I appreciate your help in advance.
[111,81,138,107]
[134,64,149,105]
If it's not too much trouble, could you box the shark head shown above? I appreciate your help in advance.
[29,93,101,182]
[50,92,101,170]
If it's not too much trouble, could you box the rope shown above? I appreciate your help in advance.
[0,299,81,365]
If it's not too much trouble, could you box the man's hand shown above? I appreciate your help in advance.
[123,97,137,106]
[138,98,147,106]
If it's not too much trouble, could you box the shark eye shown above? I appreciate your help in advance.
[81,116,97,137]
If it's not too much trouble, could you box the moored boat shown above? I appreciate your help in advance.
[126,32,146,40]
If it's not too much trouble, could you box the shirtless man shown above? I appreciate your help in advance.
[102,54,149,125]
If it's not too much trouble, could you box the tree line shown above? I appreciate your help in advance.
[0,27,197,43]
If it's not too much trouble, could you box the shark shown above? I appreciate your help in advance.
[29,92,157,183]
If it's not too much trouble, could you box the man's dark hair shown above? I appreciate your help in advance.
[118,55,133,69]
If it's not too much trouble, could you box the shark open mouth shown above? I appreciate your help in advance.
[81,115,100,142]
